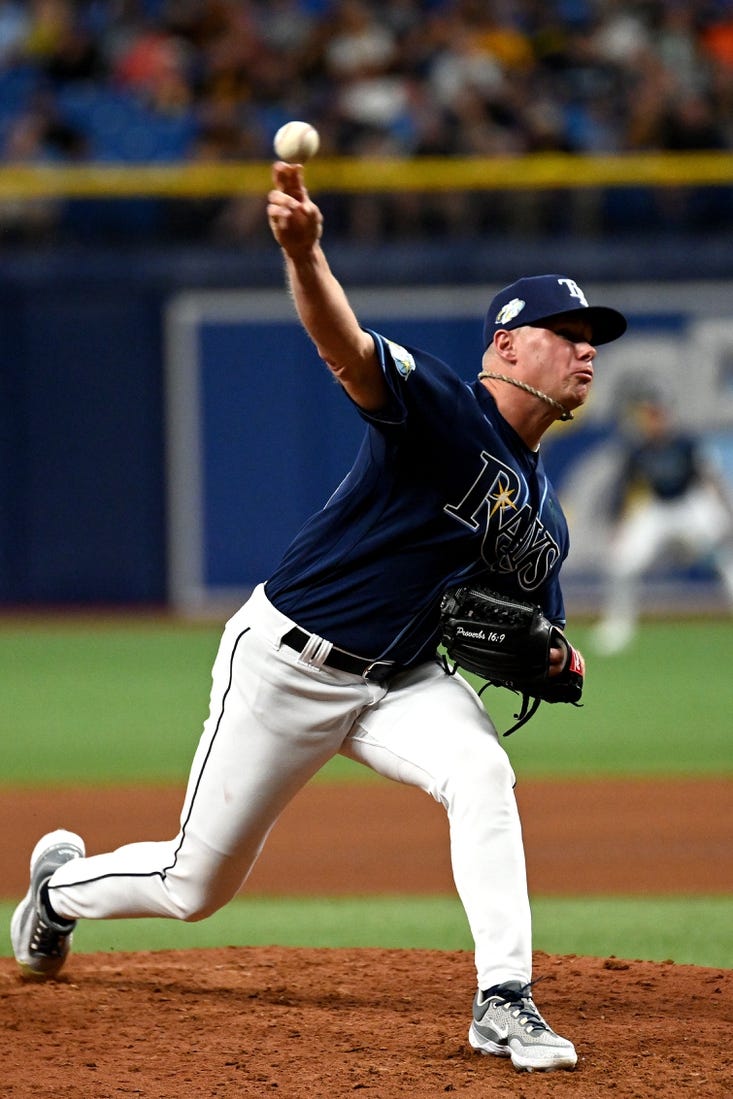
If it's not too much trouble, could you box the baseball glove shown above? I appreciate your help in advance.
[439,585,585,735]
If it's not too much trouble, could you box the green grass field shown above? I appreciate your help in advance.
[2,615,731,966]
[1,895,731,967]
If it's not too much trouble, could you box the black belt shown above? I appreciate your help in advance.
[281,627,397,685]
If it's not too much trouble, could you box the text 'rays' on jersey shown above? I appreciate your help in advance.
[444,452,561,591]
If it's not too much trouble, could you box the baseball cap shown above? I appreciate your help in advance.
[483,274,627,348]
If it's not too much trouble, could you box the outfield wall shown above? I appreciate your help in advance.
[2,245,733,609]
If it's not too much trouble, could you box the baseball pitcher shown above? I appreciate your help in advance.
[11,162,627,1074]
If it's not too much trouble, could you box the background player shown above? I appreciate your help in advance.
[11,162,626,1074]
[592,388,733,654]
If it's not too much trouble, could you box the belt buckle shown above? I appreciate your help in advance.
[363,660,395,684]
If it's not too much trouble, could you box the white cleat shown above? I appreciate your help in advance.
[10,829,85,979]
[469,981,577,1073]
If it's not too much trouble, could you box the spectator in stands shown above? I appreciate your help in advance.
[0,0,731,244]
[0,0,28,68]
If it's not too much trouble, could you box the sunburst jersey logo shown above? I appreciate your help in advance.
[386,339,416,378]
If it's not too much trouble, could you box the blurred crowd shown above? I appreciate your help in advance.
[2,0,733,243]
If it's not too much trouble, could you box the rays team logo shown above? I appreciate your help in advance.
[386,339,416,379]
[444,453,560,590]
[557,278,589,306]
[495,298,526,325]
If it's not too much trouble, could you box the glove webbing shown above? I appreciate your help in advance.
[441,654,545,736]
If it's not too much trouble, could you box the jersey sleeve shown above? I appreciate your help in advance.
[344,328,465,433]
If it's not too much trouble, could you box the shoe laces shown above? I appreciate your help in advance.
[490,981,549,1034]
[29,913,68,959]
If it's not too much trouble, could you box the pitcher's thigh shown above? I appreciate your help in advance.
[181,621,371,858]
[343,664,516,803]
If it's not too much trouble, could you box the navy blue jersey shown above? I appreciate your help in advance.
[266,331,570,667]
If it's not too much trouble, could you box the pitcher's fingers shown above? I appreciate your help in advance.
[272,161,306,201]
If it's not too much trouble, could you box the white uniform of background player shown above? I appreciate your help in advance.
[593,391,733,654]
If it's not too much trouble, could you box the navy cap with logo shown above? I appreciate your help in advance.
[483,274,627,349]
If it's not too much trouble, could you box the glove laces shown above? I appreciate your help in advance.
[438,653,542,735]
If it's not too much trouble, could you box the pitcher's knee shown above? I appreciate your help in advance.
[180,901,219,923]
[446,744,516,805]
[163,876,234,922]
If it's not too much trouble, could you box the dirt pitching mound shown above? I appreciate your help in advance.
[2,946,731,1098]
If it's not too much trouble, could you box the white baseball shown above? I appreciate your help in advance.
[273,121,320,163]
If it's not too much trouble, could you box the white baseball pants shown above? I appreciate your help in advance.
[47,584,532,990]
[598,484,733,644]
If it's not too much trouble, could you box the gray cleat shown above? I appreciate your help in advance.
[10,829,85,979]
[469,980,578,1072]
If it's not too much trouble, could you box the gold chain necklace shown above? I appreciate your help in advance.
[477,371,573,421]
